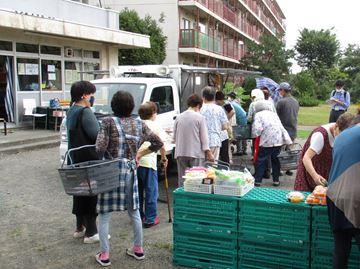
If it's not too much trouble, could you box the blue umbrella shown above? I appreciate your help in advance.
[255,77,281,104]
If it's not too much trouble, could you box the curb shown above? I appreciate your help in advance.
[0,140,60,156]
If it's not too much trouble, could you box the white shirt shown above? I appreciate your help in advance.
[309,123,335,154]
[139,119,168,170]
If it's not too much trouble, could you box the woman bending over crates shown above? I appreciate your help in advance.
[294,113,355,192]
[94,91,163,267]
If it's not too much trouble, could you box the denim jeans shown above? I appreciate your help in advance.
[254,146,281,183]
[137,166,158,224]
[98,174,143,253]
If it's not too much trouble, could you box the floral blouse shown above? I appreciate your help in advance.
[252,110,292,147]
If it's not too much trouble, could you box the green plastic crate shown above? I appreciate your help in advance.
[174,188,239,216]
[173,220,237,239]
[239,240,310,268]
[239,255,308,269]
[240,187,310,205]
[174,230,238,251]
[174,207,238,229]
[174,244,238,269]
[239,230,309,249]
[311,248,360,269]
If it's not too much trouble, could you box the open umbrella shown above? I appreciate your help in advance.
[255,77,281,104]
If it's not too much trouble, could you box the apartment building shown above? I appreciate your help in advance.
[86,0,285,68]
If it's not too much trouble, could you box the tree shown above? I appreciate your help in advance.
[340,44,360,102]
[239,34,294,82]
[118,9,167,65]
[295,28,340,70]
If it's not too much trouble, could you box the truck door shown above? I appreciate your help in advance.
[149,85,178,152]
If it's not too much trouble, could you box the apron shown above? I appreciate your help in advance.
[97,117,141,214]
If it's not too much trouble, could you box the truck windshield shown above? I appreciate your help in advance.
[92,83,146,115]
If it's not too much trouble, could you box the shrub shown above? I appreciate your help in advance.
[298,93,320,107]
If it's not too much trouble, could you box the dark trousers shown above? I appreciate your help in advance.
[333,229,360,269]
[329,109,346,123]
[137,166,158,224]
[76,214,97,237]
[219,139,230,164]
[254,146,281,183]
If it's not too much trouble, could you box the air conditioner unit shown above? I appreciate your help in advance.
[65,48,74,57]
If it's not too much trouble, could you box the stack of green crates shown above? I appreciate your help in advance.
[311,206,360,268]
[173,188,239,269]
[238,188,311,269]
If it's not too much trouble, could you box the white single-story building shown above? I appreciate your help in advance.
[0,0,150,125]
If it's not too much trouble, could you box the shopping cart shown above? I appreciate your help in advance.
[278,143,302,171]
[58,145,120,196]
[232,124,252,140]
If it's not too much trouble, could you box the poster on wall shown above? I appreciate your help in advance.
[17,63,26,75]
[47,65,56,72]
[25,64,39,75]
[48,73,56,81]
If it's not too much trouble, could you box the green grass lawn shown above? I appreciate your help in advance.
[298,104,358,126]
[297,129,312,139]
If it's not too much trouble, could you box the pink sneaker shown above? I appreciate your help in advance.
[126,246,145,260]
[144,217,159,228]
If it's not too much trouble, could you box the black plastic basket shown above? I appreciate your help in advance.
[233,124,252,140]
[58,145,120,196]
[278,143,302,171]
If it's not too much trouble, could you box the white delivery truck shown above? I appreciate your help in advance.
[59,65,259,163]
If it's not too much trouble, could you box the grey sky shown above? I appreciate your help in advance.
[277,0,360,72]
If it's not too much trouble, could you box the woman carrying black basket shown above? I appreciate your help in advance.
[67,81,100,243]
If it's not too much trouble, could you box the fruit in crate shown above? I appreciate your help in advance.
[206,170,216,180]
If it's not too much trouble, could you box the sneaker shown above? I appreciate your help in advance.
[273,181,280,187]
[95,252,111,267]
[84,234,111,244]
[144,217,160,228]
[254,182,261,187]
[126,247,145,260]
[73,228,86,238]
[84,234,99,244]
[285,170,293,176]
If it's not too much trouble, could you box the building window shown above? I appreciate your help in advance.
[40,45,61,56]
[73,49,82,58]
[150,86,174,114]
[183,18,190,29]
[16,43,39,54]
[65,61,82,90]
[83,62,100,81]
[0,40,12,51]
[41,60,62,91]
[17,58,40,91]
[84,50,100,59]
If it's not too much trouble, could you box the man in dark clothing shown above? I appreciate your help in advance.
[276,82,299,176]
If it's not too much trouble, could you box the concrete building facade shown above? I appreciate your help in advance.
[0,0,150,124]
[86,0,285,68]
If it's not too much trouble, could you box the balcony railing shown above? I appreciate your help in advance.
[179,0,282,40]
[179,29,242,61]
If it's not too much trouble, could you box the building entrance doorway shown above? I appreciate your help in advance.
[0,56,14,122]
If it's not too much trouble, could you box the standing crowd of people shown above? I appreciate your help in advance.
[65,79,359,268]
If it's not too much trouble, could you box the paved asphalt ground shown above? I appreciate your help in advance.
[0,145,300,269]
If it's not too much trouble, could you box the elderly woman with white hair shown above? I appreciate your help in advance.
[247,88,276,123]
[251,100,292,187]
